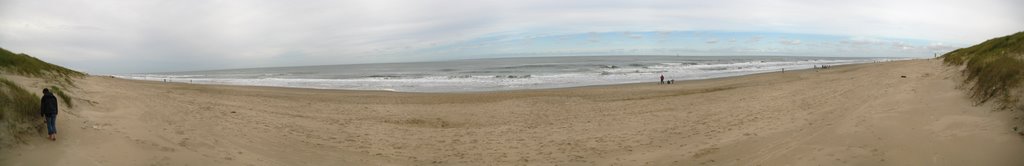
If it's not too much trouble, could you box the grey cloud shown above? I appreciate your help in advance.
[926,43,958,53]
[889,41,915,50]
[839,37,885,47]
[706,38,719,44]
[779,39,801,45]
[1,0,1021,73]
[747,36,763,43]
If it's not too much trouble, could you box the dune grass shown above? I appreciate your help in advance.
[0,77,43,147]
[0,47,84,146]
[942,31,1024,109]
[0,47,85,78]
[50,86,73,108]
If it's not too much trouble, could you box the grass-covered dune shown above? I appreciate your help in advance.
[0,78,42,146]
[0,47,83,147]
[942,31,1024,109]
[0,47,85,78]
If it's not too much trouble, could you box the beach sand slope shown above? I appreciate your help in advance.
[1,59,1022,165]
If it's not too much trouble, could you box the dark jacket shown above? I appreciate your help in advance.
[40,92,58,116]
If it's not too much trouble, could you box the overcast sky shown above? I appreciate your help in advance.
[1,0,1022,74]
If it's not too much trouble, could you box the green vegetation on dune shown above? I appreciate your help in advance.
[0,47,83,146]
[0,78,43,147]
[0,47,80,108]
[942,31,1024,109]
[0,47,85,78]
[50,86,73,108]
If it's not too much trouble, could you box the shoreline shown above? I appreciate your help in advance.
[108,56,905,93]
[104,59,890,94]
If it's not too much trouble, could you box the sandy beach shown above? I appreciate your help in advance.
[1,59,1022,165]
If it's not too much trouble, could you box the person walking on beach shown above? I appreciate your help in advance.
[660,75,665,84]
[40,88,58,141]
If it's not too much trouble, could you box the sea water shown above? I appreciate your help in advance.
[116,56,907,92]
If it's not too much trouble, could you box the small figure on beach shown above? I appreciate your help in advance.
[40,88,59,141]
[660,75,665,84]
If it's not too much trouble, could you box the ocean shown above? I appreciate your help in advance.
[116,56,907,92]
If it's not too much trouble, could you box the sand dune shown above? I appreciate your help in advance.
[1,59,1022,165]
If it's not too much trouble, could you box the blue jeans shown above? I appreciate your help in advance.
[45,115,56,135]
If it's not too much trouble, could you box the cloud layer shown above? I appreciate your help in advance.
[1,0,1021,73]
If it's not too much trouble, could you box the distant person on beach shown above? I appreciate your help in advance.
[40,88,58,141]
[660,75,665,84]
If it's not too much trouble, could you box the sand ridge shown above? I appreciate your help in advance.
[1,59,1022,165]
